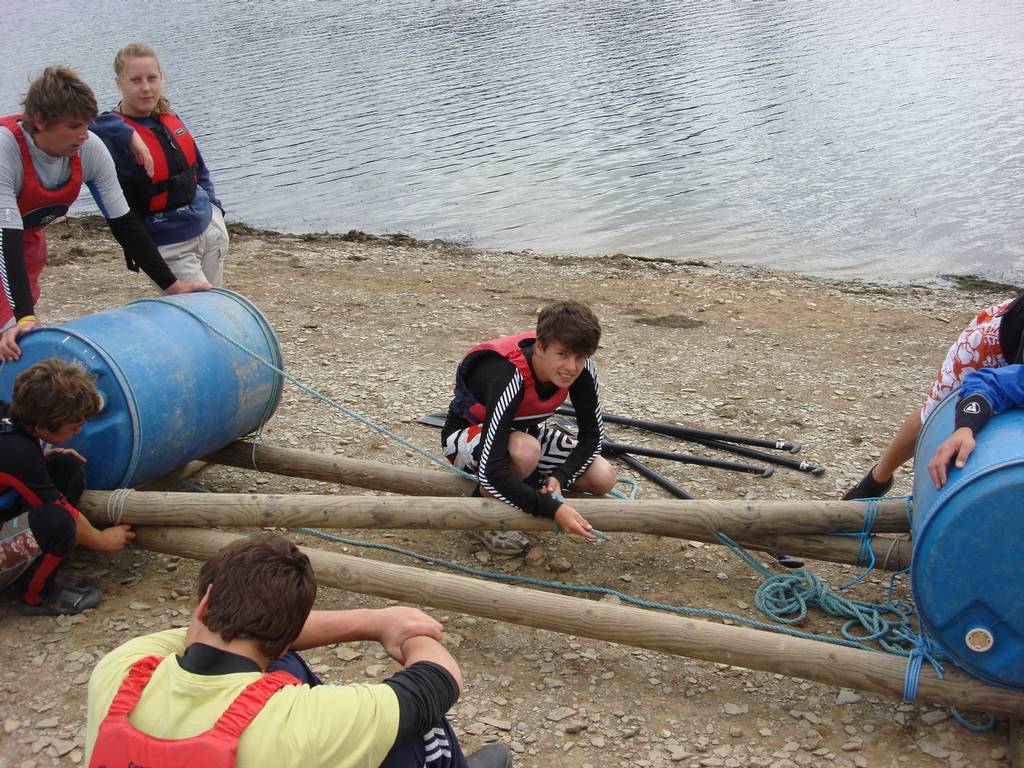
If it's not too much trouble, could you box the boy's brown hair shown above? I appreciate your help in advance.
[9,358,101,431]
[536,301,601,357]
[197,534,317,658]
[21,66,98,131]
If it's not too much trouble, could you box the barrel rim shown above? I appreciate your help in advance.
[29,325,143,488]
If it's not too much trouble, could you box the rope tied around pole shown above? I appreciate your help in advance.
[106,488,134,525]
[824,495,912,589]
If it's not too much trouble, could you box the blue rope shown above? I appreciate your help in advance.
[715,528,998,730]
[147,297,479,482]
[950,707,997,732]
[900,630,946,701]
[293,526,891,651]
[181,479,896,654]
[714,532,916,652]
[178,481,992,731]
[826,495,912,589]
[174,478,1000,733]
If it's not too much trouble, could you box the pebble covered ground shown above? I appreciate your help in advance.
[0,217,1020,767]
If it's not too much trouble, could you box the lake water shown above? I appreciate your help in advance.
[3,0,1023,284]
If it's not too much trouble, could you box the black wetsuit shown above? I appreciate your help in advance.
[0,402,84,603]
[442,342,604,518]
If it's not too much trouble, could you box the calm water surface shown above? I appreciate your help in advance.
[3,1,1023,283]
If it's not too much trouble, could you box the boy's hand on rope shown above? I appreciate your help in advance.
[554,503,598,541]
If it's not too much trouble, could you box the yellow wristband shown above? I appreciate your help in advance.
[16,315,37,325]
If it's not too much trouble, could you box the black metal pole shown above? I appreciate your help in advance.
[602,441,773,477]
[557,405,801,453]
[613,453,695,499]
[680,436,825,476]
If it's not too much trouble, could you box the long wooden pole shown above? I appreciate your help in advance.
[80,491,911,570]
[82,491,909,534]
[205,441,472,496]
[200,440,911,567]
[131,526,1024,718]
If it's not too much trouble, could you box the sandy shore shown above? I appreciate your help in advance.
[0,216,1015,768]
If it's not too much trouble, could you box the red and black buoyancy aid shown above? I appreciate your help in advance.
[88,655,299,768]
[451,332,569,425]
[114,112,198,213]
[0,115,85,325]
[0,115,84,230]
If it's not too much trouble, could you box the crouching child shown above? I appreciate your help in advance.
[441,301,617,554]
[0,358,134,615]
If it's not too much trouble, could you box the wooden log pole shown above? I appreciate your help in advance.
[131,526,1024,718]
[205,441,472,497]
[81,491,909,534]
[80,490,911,570]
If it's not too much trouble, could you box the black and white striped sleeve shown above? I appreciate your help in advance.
[551,359,605,487]
[476,367,561,518]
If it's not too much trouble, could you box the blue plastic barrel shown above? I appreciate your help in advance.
[912,391,1024,690]
[0,290,283,489]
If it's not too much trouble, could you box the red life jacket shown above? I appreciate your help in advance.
[113,112,198,213]
[452,331,569,425]
[88,655,299,768]
[0,114,84,229]
[0,115,84,325]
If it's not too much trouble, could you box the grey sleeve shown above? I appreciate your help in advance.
[80,132,130,220]
[0,131,24,229]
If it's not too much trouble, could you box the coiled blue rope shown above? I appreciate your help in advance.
[715,531,916,652]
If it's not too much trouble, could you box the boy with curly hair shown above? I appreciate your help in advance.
[0,358,134,615]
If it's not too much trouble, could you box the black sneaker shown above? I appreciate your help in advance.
[771,552,805,569]
[15,580,102,616]
[52,573,99,591]
[466,745,512,768]
[841,465,894,500]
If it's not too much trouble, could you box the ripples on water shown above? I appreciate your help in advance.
[2,0,1022,283]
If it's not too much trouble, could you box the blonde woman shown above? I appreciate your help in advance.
[91,43,228,287]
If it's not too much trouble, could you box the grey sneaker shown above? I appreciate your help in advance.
[472,530,531,555]
[467,744,512,768]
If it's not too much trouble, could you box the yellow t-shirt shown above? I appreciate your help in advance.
[86,628,401,768]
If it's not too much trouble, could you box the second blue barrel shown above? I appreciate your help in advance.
[0,290,283,489]
[912,390,1024,690]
